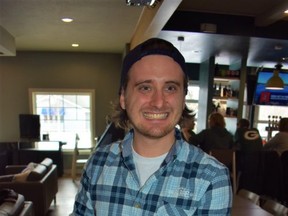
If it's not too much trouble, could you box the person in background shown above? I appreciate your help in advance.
[178,107,196,143]
[71,38,232,215]
[190,112,234,153]
[263,117,288,155]
[234,118,263,151]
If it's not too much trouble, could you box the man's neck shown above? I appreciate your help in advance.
[132,131,175,157]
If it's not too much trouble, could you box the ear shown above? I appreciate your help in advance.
[119,90,126,110]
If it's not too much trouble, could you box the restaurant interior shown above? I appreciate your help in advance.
[1,0,288,215]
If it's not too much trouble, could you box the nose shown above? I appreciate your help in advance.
[150,89,165,108]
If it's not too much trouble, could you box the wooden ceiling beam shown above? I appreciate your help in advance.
[129,0,182,50]
[255,2,288,26]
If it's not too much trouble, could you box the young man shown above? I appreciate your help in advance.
[71,38,232,215]
[234,118,263,152]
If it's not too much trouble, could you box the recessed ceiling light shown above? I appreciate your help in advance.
[62,18,73,23]
[285,9,288,14]
[72,44,79,47]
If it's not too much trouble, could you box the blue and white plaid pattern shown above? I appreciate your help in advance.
[72,129,232,215]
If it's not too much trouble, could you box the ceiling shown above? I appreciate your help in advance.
[1,0,288,68]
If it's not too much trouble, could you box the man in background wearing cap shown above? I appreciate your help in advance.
[71,38,232,215]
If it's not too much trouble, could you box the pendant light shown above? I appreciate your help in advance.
[266,63,284,90]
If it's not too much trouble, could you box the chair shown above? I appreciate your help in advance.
[281,151,288,205]
[0,158,58,216]
[236,151,263,195]
[261,151,282,201]
[209,149,237,194]
[237,189,260,205]
[71,134,92,181]
[261,199,288,216]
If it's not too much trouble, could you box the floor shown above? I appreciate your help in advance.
[46,175,80,216]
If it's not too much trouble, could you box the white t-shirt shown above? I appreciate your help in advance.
[132,147,168,187]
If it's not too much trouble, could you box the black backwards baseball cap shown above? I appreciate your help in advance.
[119,38,187,94]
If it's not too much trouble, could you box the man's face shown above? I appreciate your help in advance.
[120,55,186,139]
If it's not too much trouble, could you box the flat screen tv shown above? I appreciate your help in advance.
[253,71,288,106]
[19,114,41,140]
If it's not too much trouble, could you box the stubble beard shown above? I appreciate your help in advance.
[131,121,177,139]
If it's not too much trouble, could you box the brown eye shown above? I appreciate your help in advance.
[165,85,177,92]
[138,85,151,92]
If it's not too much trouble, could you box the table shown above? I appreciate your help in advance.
[232,195,273,216]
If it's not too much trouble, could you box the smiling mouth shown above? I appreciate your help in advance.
[143,113,168,120]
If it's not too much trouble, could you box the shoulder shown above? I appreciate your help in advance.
[85,141,122,173]
[176,143,232,202]
[196,129,210,136]
[269,132,288,143]
[177,143,229,177]
[223,127,233,135]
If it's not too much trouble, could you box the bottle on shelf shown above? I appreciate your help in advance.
[213,84,217,96]
[226,70,231,77]
[223,85,227,97]
[219,83,222,97]
[215,84,220,96]
[226,85,232,97]
[235,70,240,78]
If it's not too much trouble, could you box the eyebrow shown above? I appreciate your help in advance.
[134,79,153,87]
[165,80,181,87]
[134,80,182,87]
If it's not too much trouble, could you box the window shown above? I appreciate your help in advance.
[29,89,95,150]
[254,105,286,140]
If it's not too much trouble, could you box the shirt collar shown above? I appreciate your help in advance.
[120,128,183,164]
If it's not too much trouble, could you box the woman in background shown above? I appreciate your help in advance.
[190,112,234,153]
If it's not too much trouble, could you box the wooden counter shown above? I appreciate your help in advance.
[232,195,272,216]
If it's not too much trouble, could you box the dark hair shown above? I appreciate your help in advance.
[109,100,130,130]
[209,112,226,128]
[178,106,195,128]
[279,118,288,132]
[237,118,250,128]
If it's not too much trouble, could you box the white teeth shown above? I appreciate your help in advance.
[144,113,167,119]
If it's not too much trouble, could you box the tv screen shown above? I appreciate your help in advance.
[19,114,41,140]
[253,71,288,106]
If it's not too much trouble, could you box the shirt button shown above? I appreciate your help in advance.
[134,203,141,208]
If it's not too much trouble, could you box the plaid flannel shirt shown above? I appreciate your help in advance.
[71,129,232,215]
